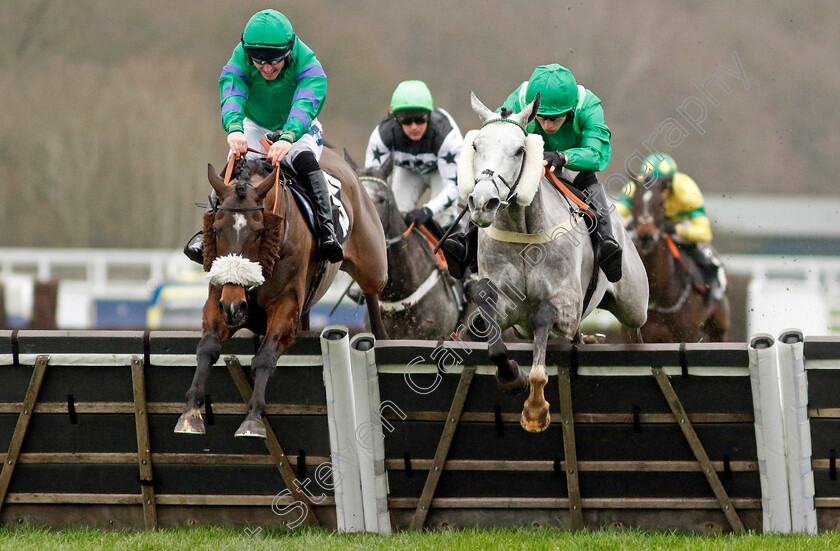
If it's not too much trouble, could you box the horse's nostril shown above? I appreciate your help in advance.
[486,198,500,211]
[468,196,475,210]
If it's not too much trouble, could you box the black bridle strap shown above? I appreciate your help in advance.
[216,204,265,212]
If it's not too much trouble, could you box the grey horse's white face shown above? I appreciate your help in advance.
[462,92,541,227]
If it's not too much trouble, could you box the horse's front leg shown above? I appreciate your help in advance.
[235,297,300,438]
[175,287,232,434]
[473,278,528,395]
[521,301,557,433]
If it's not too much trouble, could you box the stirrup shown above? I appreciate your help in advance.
[184,231,204,265]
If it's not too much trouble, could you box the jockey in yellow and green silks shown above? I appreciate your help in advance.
[441,64,623,283]
[617,153,726,302]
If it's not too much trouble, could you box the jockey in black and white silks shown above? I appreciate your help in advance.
[365,80,463,236]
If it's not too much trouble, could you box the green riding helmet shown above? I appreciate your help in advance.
[526,64,578,116]
[390,80,434,113]
[640,153,678,180]
[241,10,295,59]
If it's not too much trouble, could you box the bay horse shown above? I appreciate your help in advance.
[626,178,730,342]
[460,92,648,433]
[347,154,468,340]
[175,148,388,438]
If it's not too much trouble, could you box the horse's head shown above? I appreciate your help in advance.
[630,177,669,256]
[204,159,281,327]
[350,153,403,238]
[458,92,545,227]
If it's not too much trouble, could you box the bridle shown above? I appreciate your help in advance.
[474,118,530,209]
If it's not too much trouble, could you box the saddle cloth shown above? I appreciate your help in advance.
[287,172,350,245]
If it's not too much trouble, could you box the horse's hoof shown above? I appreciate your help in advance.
[235,419,267,439]
[520,402,551,433]
[496,365,530,395]
[174,409,205,435]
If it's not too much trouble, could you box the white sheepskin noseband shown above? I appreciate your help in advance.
[208,254,265,287]
[457,129,545,207]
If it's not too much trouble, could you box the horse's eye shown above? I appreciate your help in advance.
[472,142,477,151]
[516,146,526,156]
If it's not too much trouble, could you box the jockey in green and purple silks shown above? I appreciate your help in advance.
[186,9,342,265]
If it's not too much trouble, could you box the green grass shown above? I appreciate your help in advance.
[1,526,839,551]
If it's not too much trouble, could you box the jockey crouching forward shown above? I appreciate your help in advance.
[185,9,343,265]
[441,64,623,282]
[365,80,463,240]
[617,153,726,303]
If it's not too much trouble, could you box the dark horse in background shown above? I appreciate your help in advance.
[175,149,388,438]
[345,153,471,340]
[625,178,730,343]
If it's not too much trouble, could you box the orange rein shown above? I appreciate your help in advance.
[223,139,282,214]
[404,222,449,271]
[545,170,594,217]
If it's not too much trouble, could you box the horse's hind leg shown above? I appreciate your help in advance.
[521,301,556,433]
[364,293,389,340]
[473,279,528,395]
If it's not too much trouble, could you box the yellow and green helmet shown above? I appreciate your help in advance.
[640,153,678,180]
[526,64,578,116]
[390,80,434,113]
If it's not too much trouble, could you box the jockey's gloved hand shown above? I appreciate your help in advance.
[663,223,677,235]
[404,207,433,227]
[544,151,568,170]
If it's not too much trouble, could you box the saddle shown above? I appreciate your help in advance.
[282,170,350,246]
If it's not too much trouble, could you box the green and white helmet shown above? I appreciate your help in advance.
[390,80,434,113]
[241,10,295,60]
[640,153,678,180]
[526,64,578,116]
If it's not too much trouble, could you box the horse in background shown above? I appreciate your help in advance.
[175,150,388,438]
[461,92,648,433]
[346,153,471,341]
[626,177,730,342]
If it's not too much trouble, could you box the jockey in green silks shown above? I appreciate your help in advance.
[185,9,342,265]
[441,64,623,283]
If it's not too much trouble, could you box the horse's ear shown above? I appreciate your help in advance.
[381,153,394,179]
[515,93,540,127]
[254,166,277,200]
[208,163,228,197]
[344,148,358,171]
[457,129,479,203]
[470,91,496,123]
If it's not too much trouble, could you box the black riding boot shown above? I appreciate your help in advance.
[688,245,724,303]
[183,192,220,265]
[581,178,623,282]
[306,169,344,263]
[441,223,478,280]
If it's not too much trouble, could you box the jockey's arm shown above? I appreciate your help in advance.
[675,215,713,243]
[425,123,463,215]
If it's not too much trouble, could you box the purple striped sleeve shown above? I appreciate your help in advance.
[292,88,321,109]
[288,107,311,127]
[220,64,247,80]
[296,64,327,82]
[222,84,247,100]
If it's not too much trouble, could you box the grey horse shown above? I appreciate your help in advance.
[460,92,649,433]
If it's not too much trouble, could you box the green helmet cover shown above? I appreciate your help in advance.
[391,80,434,113]
[526,64,578,116]
[242,10,294,50]
[640,153,678,179]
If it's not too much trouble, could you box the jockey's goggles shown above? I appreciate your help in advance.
[396,113,429,126]
[250,53,287,66]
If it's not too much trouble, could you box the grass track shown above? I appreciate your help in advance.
[1,526,839,551]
